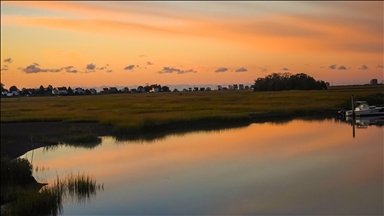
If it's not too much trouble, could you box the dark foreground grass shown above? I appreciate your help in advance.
[1,85,383,133]
[2,173,102,216]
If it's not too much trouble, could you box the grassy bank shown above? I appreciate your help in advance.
[1,85,383,133]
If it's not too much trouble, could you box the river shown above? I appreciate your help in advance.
[21,117,383,215]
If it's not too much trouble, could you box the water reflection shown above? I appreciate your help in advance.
[20,118,383,215]
[337,115,384,138]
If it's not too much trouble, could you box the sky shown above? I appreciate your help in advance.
[1,1,383,90]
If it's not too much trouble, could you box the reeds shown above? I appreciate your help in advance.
[2,173,102,216]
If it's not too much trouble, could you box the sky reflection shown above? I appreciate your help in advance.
[22,119,383,215]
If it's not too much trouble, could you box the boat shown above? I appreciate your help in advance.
[342,101,384,117]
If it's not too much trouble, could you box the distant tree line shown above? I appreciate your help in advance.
[253,72,328,91]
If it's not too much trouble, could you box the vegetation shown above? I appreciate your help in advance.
[1,156,34,186]
[1,85,383,134]
[254,72,328,91]
[1,154,102,216]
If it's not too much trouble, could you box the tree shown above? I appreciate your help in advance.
[9,85,19,92]
[67,87,74,95]
[0,83,4,91]
[254,72,327,91]
[161,86,170,92]
[39,85,45,95]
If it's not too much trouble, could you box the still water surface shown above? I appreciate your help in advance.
[22,118,383,215]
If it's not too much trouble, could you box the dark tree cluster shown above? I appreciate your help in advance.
[253,72,328,91]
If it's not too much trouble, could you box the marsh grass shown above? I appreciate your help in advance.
[2,173,102,216]
[1,85,383,133]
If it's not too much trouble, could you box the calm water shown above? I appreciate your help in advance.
[21,118,383,215]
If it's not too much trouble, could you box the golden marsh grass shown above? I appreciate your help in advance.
[1,85,383,132]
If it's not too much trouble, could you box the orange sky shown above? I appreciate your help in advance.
[1,1,383,89]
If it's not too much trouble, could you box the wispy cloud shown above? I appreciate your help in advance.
[215,67,228,73]
[158,67,196,74]
[377,65,384,68]
[281,67,289,71]
[123,65,135,70]
[358,65,368,70]
[338,65,347,70]
[85,63,96,72]
[147,61,153,65]
[329,64,337,69]
[21,64,62,74]
[62,66,78,73]
[235,67,248,72]
[260,67,268,72]
[0,65,8,71]
[4,58,12,63]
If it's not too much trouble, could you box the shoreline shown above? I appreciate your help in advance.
[1,110,338,160]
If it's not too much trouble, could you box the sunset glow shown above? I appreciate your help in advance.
[1,1,383,89]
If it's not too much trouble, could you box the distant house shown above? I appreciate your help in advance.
[228,85,233,90]
[217,85,222,91]
[137,86,146,93]
[239,84,244,90]
[52,87,67,95]
[150,87,159,93]
[122,87,130,93]
[101,88,109,93]
[188,87,193,91]
[2,90,9,96]
[193,87,199,91]
[109,87,118,93]
[89,88,97,94]
[233,84,238,90]
[74,87,84,94]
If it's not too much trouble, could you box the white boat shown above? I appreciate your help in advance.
[344,101,384,117]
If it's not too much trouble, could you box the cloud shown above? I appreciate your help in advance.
[85,63,96,72]
[4,58,12,63]
[158,67,196,74]
[338,65,347,70]
[139,54,147,57]
[106,70,113,73]
[0,65,8,71]
[215,67,228,73]
[235,67,248,72]
[147,61,153,65]
[62,66,77,73]
[260,67,268,72]
[281,67,289,71]
[377,65,384,68]
[21,64,62,73]
[359,65,368,70]
[320,66,325,68]
[329,64,337,69]
[123,65,135,70]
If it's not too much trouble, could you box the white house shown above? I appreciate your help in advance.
[150,87,159,93]
[52,87,68,95]
[74,87,84,94]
